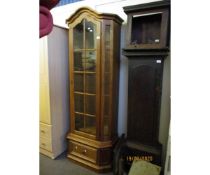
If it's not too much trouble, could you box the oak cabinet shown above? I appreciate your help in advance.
[66,7,123,172]
[39,26,69,159]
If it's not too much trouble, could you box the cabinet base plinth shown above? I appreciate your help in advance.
[67,135,114,173]
[67,154,112,173]
[40,148,55,159]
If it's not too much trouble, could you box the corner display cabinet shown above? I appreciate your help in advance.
[66,7,123,172]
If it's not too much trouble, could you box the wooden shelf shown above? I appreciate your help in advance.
[74,91,96,96]
[75,111,95,118]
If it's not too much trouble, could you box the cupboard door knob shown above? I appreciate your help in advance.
[83,149,87,154]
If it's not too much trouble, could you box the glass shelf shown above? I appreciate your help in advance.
[75,112,96,135]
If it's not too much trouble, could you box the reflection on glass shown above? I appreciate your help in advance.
[73,18,98,136]
[104,96,109,116]
[85,95,96,115]
[85,20,96,49]
[131,14,162,45]
[75,93,84,112]
[103,24,111,137]
[103,117,109,136]
[75,113,84,131]
[104,52,110,73]
[73,20,84,49]
[104,73,110,95]
[74,51,84,71]
[74,73,84,92]
[104,25,110,72]
[85,74,96,94]
[82,51,96,71]
[83,116,96,135]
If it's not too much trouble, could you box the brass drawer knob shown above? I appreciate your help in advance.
[83,149,87,154]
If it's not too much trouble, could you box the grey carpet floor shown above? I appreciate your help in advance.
[40,152,114,175]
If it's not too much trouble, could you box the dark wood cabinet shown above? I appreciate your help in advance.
[127,57,163,146]
[115,1,170,174]
[124,0,170,49]
[66,7,123,172]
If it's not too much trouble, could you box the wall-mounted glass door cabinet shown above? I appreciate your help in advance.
[66,7,123,172]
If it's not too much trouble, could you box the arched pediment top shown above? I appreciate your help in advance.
[66,7,123,25]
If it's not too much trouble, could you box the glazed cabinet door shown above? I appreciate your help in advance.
[70,16,100,139]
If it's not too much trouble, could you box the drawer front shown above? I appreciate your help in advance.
[40,137,52,152]
[40,123,52,138]
[69,141,97,163]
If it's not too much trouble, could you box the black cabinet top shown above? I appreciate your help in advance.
[123,0,170,13]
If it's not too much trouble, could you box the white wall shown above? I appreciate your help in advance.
[51,0,161,28]
[51,0,170,168]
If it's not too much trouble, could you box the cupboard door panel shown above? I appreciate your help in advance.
[128,58,163,145]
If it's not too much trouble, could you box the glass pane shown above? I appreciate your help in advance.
[104,95,110,136]
[104,52,110,73]
[131,14,162,45]
[73,20,84,49]
[75,113,84,131]
[103,117,109,136]
[104,96,109,116]
[85,95,96,115]
[85,74,96,94]
[84,116,96,135]
[74,51,84,71]
[83,51,96,71]
[104,25,111,72]
[85,20,96,49]
[74,93,84,112]
[104,73,110,95]
[74,73,84,92]
[102,24,111,137]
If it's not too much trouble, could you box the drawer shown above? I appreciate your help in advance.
[69,141,97,163]
[40,137,52,152]
[40,123,52,138]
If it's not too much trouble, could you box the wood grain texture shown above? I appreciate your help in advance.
[67,7,122,171]
[127,58,163,146]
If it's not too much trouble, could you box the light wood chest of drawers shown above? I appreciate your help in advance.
[39,26,69,159]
